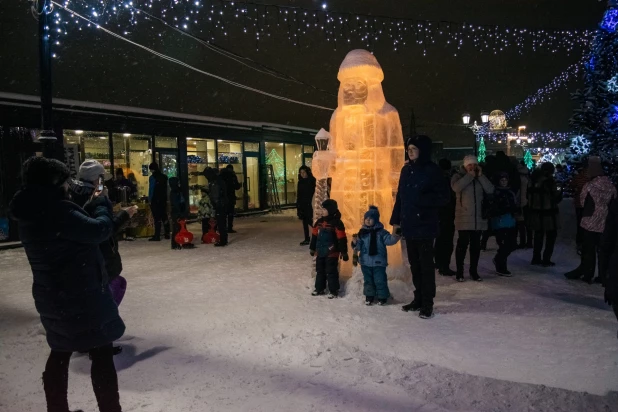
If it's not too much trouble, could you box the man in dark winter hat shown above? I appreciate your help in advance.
[310,199,349,298]
[10,156,125,412]
[203,167,229,246]
[391,135,450,319]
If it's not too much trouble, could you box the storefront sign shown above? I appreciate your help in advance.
[64,144,80,179]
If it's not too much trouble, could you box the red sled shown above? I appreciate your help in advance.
[175,219,194,246]
[202,218,220,244]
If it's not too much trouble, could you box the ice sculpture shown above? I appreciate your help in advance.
[329,50,405,234]
[328,49,406,276]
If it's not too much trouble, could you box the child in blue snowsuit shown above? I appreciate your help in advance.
[352,206,401,305]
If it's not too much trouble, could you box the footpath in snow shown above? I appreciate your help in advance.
[1,206,617,412]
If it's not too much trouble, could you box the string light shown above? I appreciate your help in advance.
[48,0,592,55]
[505,60,582,121]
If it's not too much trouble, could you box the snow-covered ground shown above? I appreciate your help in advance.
[1,205,618,412]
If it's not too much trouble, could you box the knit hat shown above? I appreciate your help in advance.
[363,205,380,224]
[77,159,106,183]
[22,156,70,187]
[322,199,339,216]
[587,156,603,178]
[463,155,478,167]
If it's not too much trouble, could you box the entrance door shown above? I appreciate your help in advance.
[156,149,179,178]
[245,153,261,210]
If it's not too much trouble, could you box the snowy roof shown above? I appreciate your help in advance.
[0,92,320,135]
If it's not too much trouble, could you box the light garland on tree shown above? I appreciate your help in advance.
[524,150,534,169]
[569,134,591,156]
[505,60,582,120]
[46,0,592,56]
[482,131,571,145]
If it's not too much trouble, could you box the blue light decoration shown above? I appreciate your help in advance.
[587,55,596,72]
[601,9,618,32]
[611,105,618,125]
[608,74,618,93]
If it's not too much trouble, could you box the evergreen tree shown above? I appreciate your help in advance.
[570,0,618,160]
[524,150,534,170]
[477,137,487,163]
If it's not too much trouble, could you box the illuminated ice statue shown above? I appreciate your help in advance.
[328,49,406,278]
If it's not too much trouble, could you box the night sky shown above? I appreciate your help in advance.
[0,0,608,145]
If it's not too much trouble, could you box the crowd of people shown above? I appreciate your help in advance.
[6,141,618,411]
[302,136,618,324]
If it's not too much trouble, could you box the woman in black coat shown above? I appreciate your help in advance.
[600,199,618,335]
[297,165,316,245]
[10,157,125,412]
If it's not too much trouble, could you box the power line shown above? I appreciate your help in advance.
[51,1,335,112]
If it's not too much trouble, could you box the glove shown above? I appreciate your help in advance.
[342,254,349,262]
[310,250,315,257]
[352,254,359,267]
[605,289,614,306]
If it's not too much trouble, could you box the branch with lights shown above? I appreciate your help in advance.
[47,0,592,55]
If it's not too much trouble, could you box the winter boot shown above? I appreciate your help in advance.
[439,267,457,276]
[327,292,338,299]
[148,237,161,242]
[90,347,122,412]
[493,258,512,277]
[311,289,325,296]
[377,298,387,306]
[419,306,434,319]
[542,261,556,267]
[455,270,465,282]
[564,267,582,280]
[402,300,422,312]
[365,296,374,306]
[43,371,71,412]
[470,271,483,282]
[300,239,310,246]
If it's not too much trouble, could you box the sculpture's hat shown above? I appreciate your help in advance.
[337,49,384,83]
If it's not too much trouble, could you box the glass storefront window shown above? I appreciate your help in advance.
[155,136,178,149]
[187,138,216,214]
[264,142,286,205]
[244,142,259,152]
[65,130,111,175]
[217,140,244,210]
[111,133,152,199]
[304,145,315,153]
[285,144,303,204]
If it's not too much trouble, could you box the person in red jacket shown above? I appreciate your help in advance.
[310,199,349,298]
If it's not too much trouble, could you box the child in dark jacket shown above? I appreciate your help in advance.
[310,199,349,298]
[352,206,401,306]
[490,172,519,276]
[169,177,188,249]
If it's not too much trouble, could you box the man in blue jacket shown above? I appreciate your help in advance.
[391,135,450,319]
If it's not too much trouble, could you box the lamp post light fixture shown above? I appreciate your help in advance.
[462,111,489,156]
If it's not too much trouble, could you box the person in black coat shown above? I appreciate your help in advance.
[169,176,189,249]
[9,157,124,412]
[391,135,450,319]
[219,165,242,233]
[297,165,316,246]
[600,199,618,335]
[148,162,170,241]
[203,167,229,246]
[434,158,457,276]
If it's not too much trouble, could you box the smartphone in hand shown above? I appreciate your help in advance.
[395,227,402,236]
[97,176,104,192]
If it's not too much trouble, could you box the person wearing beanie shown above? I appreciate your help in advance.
[310,199,349,298]
[148,162,170,241]
[9,157,125,412]
[434,158,457,277]
[565,157,617,283]
[528,162,562,266]
[391,135,450,319]
[451,154,494,282]
[489,173,519,276]
[351,206,401,305]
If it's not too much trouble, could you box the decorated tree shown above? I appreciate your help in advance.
[477,137,487,163]
[524,150,534,170]
[570,0,618,160]
[265,149,285,198]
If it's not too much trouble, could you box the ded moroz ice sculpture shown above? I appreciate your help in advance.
[328,49,406,279]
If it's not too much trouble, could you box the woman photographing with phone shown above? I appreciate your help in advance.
[10,157,125,412]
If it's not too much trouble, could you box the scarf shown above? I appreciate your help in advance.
[359,227,379,256]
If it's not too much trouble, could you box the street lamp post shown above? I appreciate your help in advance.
[462,111,489,156]
[36,0,57,158]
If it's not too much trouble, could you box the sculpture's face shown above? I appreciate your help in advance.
[342,77,368,106]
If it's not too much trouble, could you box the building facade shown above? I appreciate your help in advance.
[0,92,317,241]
